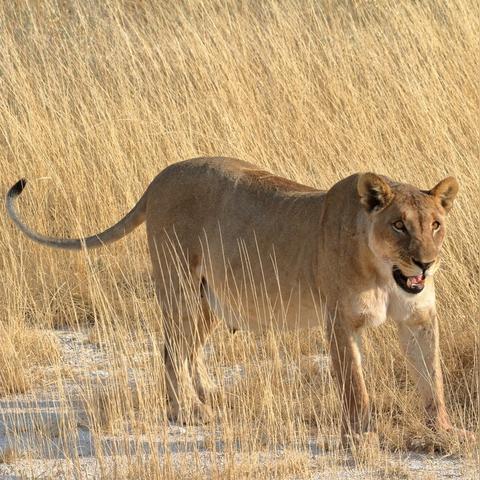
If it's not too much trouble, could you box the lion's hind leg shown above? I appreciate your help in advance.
[157,253,217,424]
[162,300,217,424]
[191,278,221,403]
[159,246,226,424]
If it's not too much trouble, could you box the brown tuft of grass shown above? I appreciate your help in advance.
[0,325,60,395]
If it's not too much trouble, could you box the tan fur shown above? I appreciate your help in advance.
[6,157,472,441]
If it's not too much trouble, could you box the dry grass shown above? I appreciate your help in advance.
[0,0,479,477]
[0,324,60,395]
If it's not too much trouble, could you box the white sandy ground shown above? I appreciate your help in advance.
[0,330,477,479]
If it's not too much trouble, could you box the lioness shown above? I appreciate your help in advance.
[6,157,472,442]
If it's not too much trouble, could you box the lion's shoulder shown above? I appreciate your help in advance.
[242,168,319,194]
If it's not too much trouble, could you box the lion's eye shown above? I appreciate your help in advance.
[432,221,441,231]
[392,220,406,232]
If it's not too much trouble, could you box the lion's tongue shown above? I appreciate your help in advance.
[407,274,425,288]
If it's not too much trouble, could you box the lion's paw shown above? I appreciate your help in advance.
[168,402,214,426]
[442,426,476,444]
[341,431,379,450]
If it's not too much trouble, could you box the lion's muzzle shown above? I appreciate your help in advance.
[392,268,426,294]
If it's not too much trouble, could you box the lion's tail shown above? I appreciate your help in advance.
[6,179,147,250]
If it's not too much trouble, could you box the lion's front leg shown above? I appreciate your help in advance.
[328,313,370,442]
[397,310,474,441]
[397,311,450,430]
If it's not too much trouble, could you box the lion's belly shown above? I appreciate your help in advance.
[243,295,323,333]
[206,281,323,333]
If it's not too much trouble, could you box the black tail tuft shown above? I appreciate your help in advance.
[8,179,27,198]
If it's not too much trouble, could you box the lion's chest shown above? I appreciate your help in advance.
[387,279,436,323]
[348,288,389,328]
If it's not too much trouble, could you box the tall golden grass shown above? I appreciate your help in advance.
[1,0,478,477]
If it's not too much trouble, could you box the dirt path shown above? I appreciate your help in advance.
[0,330,475,479]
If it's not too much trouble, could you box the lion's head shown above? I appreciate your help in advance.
[357,173,458,294]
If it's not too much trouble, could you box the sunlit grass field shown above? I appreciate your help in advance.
[0,0,478,478]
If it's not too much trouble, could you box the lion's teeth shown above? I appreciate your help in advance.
[407,278,412,288]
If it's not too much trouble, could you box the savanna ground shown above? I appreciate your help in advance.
[0,0,479,478]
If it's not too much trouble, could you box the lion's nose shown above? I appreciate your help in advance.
[412,258,434,272]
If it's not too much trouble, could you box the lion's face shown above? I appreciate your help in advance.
[358,173,459,295]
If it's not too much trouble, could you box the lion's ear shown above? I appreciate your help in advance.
[357,173,393,212]
[428,176,459,213]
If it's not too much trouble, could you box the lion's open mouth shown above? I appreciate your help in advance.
[392,268,425,294]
